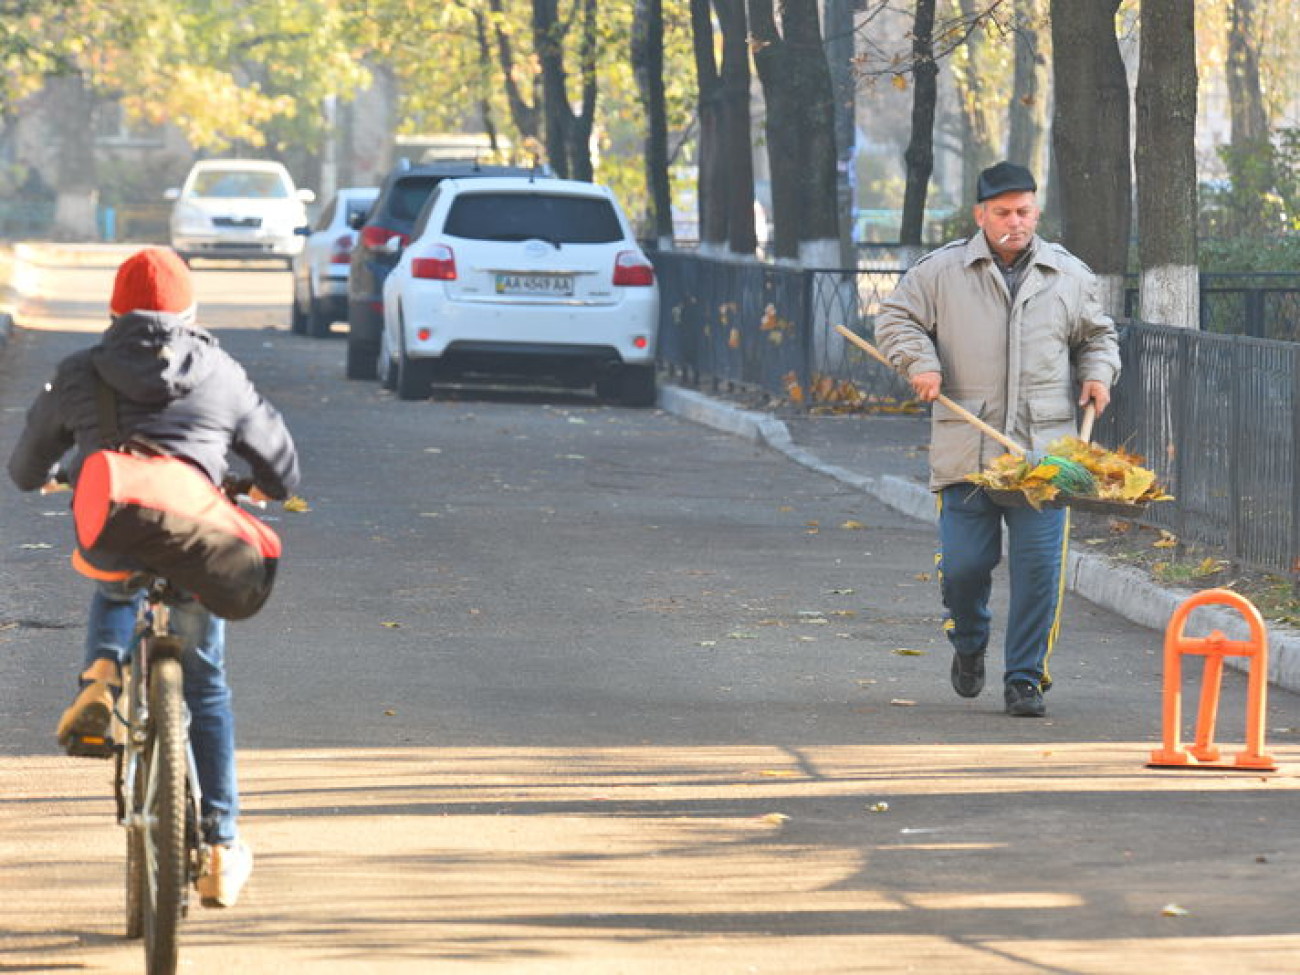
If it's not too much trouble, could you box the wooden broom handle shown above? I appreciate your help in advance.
[833,325,1026,457]
[1079,402,1097,442]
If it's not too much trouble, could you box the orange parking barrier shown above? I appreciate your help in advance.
[1149,588,1276,771]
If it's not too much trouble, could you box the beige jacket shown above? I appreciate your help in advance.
[875,233,1120,491]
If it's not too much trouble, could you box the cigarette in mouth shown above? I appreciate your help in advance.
[998,233,1012,244]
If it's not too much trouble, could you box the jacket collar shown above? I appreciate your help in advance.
[963,232,1059,272]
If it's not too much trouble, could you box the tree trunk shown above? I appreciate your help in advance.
[1226,0,1267,142]
[690,0,756,256]
[46,74,99,240]
[633,0,673,244]
[749,0,839,265]
[952,0,1001,201]
[532,0,598,181]
[534,0,573,177]
[489,0,542,148]
[717,0,757,256]
[1223,0,1274,235]
[1007,0,1048,179]
[900,0,938,253]
[567,0,598,181]
[1050,0,1131,316]
[1136,0,1198,328]
[824,0,856,267]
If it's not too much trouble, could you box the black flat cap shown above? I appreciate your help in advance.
[977,162,1037,201]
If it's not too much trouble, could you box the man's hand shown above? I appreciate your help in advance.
[910,371,942,402]
[1079,380,1110,415]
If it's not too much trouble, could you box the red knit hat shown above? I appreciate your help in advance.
[110,247,195,316]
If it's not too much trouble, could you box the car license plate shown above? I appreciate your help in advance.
[494,273,575,297]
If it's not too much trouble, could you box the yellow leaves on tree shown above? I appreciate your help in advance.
[123,65,292,151]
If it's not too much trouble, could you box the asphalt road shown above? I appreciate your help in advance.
[2,246,1300,973]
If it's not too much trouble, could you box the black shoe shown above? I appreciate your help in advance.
[1004,680,1046,717]
[950,651,985,698]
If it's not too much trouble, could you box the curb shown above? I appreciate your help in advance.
[659,384,1300,693]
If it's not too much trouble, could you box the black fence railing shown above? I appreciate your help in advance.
[1125,273,1300,340]
[653,251,1300,576]
[0,200,55,239]
[1095,324,1300,575]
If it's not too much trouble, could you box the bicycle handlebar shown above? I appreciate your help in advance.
[42,466,270,507]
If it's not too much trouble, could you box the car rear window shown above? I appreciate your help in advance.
[346,198,374,222]
[192,171,289,199]
[443,193,623,244]
[385,176,443,222]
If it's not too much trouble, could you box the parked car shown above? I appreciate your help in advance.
[166,159,315,267]
[345,158,544,379]
[290,186,379,337]
[378,175,659,405]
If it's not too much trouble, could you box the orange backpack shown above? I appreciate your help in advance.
[71,377,282,621]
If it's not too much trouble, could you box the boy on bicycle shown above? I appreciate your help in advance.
[7,246,300,908]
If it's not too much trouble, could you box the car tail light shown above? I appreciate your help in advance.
[329,233,353,265]
[360,224,407,250]
[612,250,655,287]
[412,244,457,280]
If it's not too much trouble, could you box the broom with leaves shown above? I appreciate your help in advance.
[833,325,1171,511]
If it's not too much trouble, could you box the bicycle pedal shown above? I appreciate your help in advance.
[63,732,117,759]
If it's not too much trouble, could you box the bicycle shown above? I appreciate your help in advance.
[57,474,263,975]
[59,574,201,975]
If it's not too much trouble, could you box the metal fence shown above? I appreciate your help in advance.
[1096,324,1300,574]
[652,251,910,405]
[0,200,55,239]
[654,250,1300,576]
[1126,273,1300,340]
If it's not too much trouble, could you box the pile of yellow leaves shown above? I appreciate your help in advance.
[967,436,1174,510]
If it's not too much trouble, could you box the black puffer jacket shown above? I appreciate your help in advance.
[7,310,300,497]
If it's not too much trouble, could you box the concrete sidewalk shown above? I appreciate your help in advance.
[660,384,1300,693]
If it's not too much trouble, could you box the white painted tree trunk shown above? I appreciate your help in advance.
[53,191,99,241]
[1139,264,1199,328]
[801,237,846,373]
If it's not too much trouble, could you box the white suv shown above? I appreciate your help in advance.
[378,176,659,404]
[166,159,315,267]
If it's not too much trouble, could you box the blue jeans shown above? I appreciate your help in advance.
[937,485,1069,688]
[86,581,239,846]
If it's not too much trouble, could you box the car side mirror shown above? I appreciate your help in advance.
[164,187,180,202]
[297,188,317,204]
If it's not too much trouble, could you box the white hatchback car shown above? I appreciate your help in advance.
[290,186,379,337]
[166,159,315,267]
[378,176,659,404]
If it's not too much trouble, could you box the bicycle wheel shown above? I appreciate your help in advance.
[141,657,188,975]
[123,750,144,939]
[121,663,144,940]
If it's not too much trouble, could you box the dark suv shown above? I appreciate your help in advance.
[345,159,542,379]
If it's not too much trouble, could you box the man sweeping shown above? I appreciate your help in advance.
[875,162,1121,717]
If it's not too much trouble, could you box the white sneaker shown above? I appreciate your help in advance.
[198,840,253,908]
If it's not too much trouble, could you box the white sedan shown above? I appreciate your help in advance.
[378,176,659,404]
[291,186,379,337]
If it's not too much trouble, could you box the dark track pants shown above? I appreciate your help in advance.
[937,485,1069,688]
